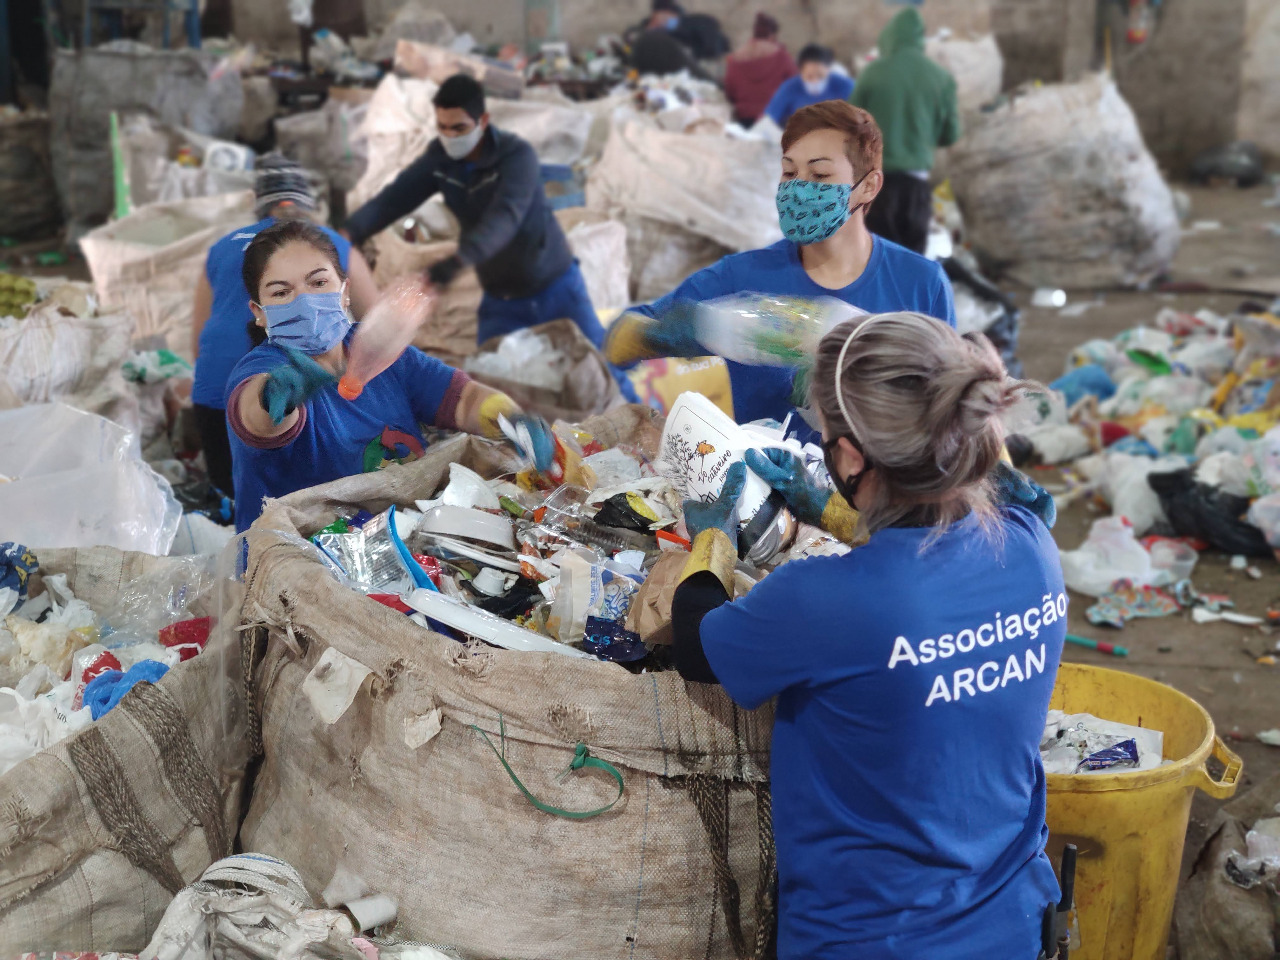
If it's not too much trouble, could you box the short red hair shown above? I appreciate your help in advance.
[781,101,884,178]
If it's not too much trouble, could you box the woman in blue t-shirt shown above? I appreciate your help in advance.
[671,312,1066,960]
[225,219,553,533]
[190,156,380,497]
[605,99,954,431]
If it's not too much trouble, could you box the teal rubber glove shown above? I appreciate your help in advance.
[260,348,338,425]
[683,461,747,541]
[743,447,830,527]
[509,414,555,473]
[604,299,704,366]
[647,299,703,357]
[992,461,1057,528]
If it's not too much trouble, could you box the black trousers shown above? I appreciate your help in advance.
[866,172,933,255]
[194,402,234,496]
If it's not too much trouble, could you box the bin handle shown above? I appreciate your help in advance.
[1194,735,1243,800]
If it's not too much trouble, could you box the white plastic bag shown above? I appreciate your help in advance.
[0,403,179,554]
[1059,516,1155,597]
[1247,493,1280,549]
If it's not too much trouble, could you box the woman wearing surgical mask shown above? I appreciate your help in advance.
[762,44,854,129]
[670,312,1065,960]
[606,100,955,435]
[225,220,553,533]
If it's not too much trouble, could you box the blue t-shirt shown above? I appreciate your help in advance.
[192,218,352,409]
[226,339,461,532]
[701,505,1065,960]
[635,237,956,426]
[765,72,856,128]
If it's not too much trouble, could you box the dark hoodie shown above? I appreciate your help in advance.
[851,9,960,172]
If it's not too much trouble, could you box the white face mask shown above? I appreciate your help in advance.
[440,122,486,160]
[803,77,827,97]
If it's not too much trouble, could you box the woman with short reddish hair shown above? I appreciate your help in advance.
[606,101,956,436]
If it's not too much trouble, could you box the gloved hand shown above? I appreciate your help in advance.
[507,414,555,473]
[744,447,866,546]
[426,254,464,290]
[743,447,829,527]
[679,462,747,594]
[475,392,556,473]
[992,461,1057,528]
[683,461,747,541]
[603,300,703,367]
[259,348,338,425]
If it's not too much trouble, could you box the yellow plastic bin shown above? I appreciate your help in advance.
[1045,663,1243,960]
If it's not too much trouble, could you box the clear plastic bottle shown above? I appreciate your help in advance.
[694,293,863,367]
[338,277,438,400]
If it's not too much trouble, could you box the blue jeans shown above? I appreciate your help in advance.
[478,262,638,402]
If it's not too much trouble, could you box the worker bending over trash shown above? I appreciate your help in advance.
[342,73,636,401]
[605,99,955,431]
[224,220,553,533]
[671,312,1064,959]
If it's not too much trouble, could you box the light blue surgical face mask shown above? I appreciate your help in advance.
[256,283,351,355]
[775,172,871,245]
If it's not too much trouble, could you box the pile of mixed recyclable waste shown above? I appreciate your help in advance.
[1013,300,1280,639]
[305,392,845,667]
[0,545,213,775]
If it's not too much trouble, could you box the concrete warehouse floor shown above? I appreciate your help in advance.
[1016,182,1280,876]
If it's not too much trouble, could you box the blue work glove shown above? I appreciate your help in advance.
[603,300,704,366]
[509,414,555,473]
[683,461,747,541]
[992,461,1056,528]
[743,447,830,527]
[260,348,338,425]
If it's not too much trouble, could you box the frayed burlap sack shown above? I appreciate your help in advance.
[0,298,140,434]
[587,112,782,254]
[948,73,1180,289]
[366,234,480,368]
[80,191,256,360]
[238,407,776,960]
[625,214,731,303]
[49,44,242,236]
[466,319,626,424]
[0,547,247,952]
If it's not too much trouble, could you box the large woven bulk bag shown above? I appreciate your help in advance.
[948,73,1179,289]
[237,408,777,960]
[79,191,255,360]
[48,44,242,235]
[0,547,245,952]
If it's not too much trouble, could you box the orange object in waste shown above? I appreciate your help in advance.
[338,277,438,400]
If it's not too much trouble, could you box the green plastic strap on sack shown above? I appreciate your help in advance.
[471,716,624,820]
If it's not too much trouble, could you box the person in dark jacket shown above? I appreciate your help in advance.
[628,0,729,66]
[344,75,629,384]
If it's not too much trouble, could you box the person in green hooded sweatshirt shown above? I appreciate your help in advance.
[851,8,960,254]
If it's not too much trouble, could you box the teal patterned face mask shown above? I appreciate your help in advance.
[775,174,869,244]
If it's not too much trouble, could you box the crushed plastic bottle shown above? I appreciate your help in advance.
[338,277,437,401]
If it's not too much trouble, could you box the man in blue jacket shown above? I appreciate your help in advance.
[344,75,629,389]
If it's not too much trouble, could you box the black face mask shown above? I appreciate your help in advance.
[823,435,871,505]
